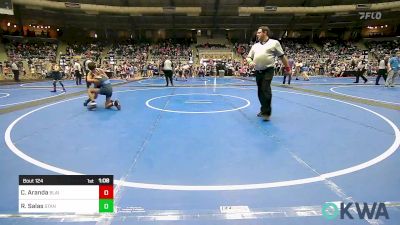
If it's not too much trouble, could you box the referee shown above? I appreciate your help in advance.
[246,26,291,121]
[162,55,174,86]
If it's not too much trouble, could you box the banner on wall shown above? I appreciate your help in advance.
[0,0,13,15]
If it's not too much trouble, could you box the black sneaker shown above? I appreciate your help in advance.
[50,90,56,92]
[257,112,263,117]
[114,100,121,110]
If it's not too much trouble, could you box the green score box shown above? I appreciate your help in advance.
[99,199,114,213]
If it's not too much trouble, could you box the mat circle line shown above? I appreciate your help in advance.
[146,93,250,113]
[0,92,10,99]
[330,85,400,105]
[4,87,400,191]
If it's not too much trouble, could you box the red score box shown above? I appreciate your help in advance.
[99,185,113,199]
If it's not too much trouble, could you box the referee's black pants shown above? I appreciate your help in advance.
[256,67,274,116]
[164,70,173,86]
[375,69,387,85]
[354,69,368,83]
[12,70,20,81]
[75,70,82,85]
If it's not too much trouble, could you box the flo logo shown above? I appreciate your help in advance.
[359,12,382,20]
[322,202,389,220]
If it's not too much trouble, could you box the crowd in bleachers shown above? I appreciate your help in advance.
[233,38,387,78]
[5,39,57,61]
[65,41,106,61]
[196,43,228,49]
[234,42,251,58]
[280,39,320,75]
[151,41,192,60]
[1,36,399,81]
[104,42,150,79]
[316,39,364,76]
[367,40,399,58]
[1,38,58,79]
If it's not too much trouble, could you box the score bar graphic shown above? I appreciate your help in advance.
[19,175,114,214]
